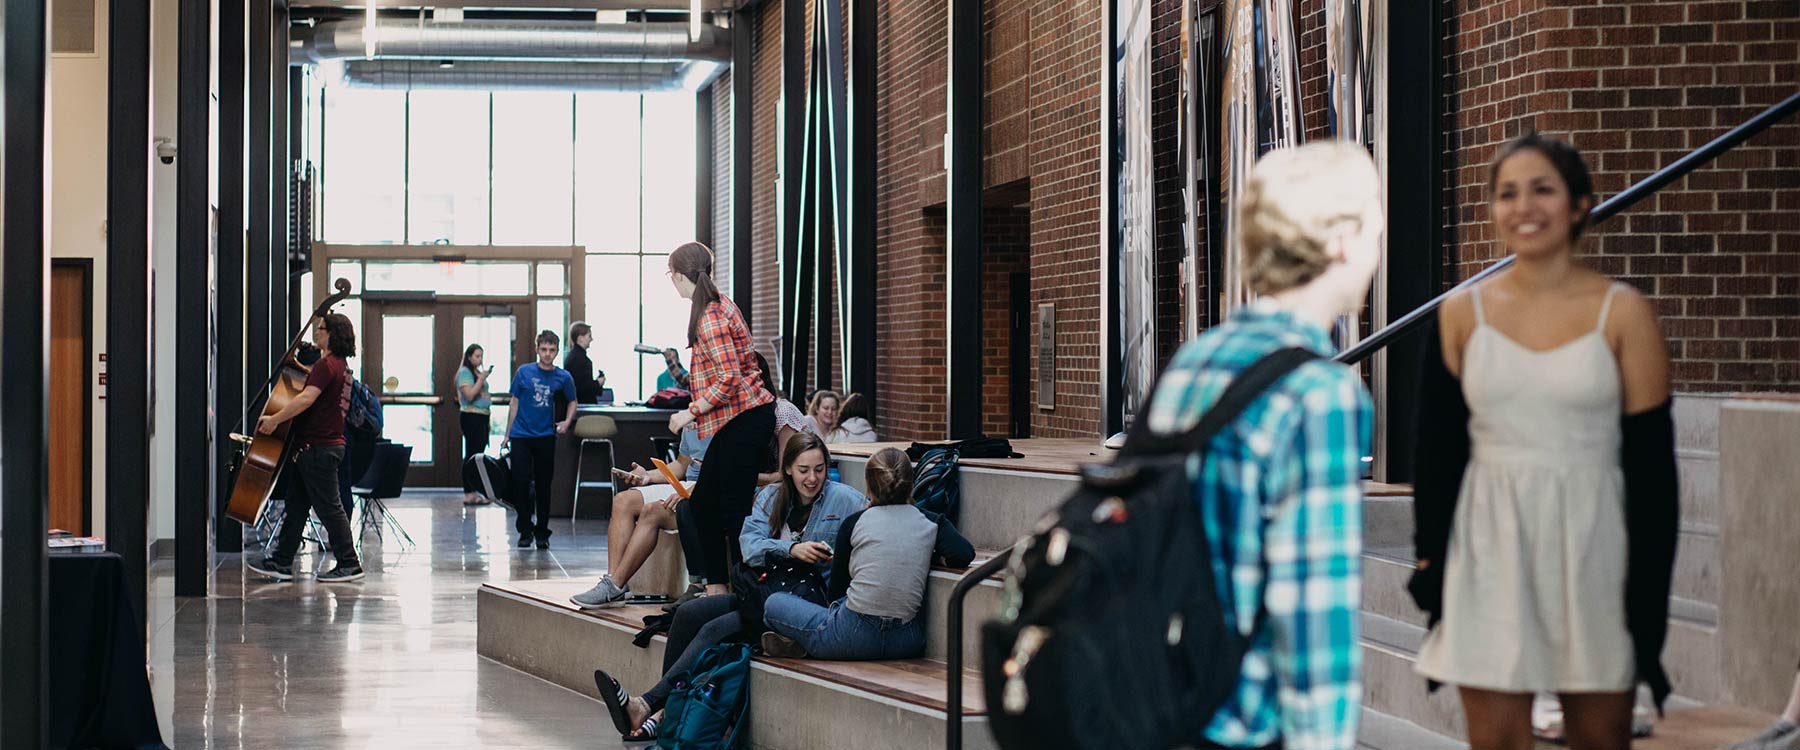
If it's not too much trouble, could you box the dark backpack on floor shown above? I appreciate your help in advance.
[659,643,753,750]
[462,452,510,506]
[978,348,1319,750]
[911,447,962,524]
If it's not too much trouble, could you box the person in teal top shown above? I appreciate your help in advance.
[654,347,690,391]
[457,344,495,505]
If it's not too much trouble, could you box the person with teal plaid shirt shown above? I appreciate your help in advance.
[1144,142,1383,750]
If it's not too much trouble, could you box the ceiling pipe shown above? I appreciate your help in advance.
[293,19,730,64]
[337,58,724,91]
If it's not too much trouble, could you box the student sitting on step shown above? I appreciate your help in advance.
[824,392,878,444]
[568,421,711,609]
[593,431,867,743]
[759,447,974,659]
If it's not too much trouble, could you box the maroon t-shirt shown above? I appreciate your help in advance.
[292,354,349,449]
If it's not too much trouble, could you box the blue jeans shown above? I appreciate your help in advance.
[763,594,925,661]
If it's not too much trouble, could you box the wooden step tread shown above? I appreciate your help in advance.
[484,580,988,715]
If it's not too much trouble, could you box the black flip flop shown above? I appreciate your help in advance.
[594,669,633,735]
[623,715,660,742]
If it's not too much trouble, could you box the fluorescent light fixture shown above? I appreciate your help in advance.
[690,0,701,41]
[363,1,377,60]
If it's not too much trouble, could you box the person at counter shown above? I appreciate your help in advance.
[655,348,690,392]
[504,330,578,550]
[565,321,603,405]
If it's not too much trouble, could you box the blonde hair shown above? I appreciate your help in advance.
[1238,141,1381,295]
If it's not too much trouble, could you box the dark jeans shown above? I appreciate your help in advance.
[675,500,703,580]
[642,594,745,710]
[687,403,775,583]
[461,411,489,459]
[508,436,557,539]
[337,431,357,519]
[270,445,360,568]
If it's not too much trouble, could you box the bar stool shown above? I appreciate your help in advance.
[571,414,619,520]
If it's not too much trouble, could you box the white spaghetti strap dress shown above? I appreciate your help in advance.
[1415,283,1636,693]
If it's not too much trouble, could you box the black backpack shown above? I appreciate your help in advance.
[978,347,1318,750]
[911,447,962,524]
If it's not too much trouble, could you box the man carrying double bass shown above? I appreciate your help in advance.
[247,313,366,583]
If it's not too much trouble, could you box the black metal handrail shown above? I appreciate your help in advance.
[944,552,1011,750]
[1337,89,1800,365]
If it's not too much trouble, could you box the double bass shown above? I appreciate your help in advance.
[224,278,354,524]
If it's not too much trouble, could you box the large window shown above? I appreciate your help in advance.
[322,88,406,243]
[315,83,698,401]
[407,90,492,244]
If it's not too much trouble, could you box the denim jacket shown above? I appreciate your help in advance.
[738,481,869,568]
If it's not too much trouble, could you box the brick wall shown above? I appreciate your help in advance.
[982,206,1031,436]
[870,0,950,439]
[750,1,783,365]
[1028,0,1106,438]
[711,75,733,289]
[1441,0,1800,391]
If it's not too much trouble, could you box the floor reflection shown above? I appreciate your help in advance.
[147,492,627,749]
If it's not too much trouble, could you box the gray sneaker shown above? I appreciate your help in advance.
[570,575,629,609]
[1732,721,1800,750]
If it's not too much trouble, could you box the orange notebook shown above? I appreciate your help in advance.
[651,458,691,499]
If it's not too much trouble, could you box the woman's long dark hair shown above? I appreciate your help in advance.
[462,344,483,381]
[839,392,871,424]
[670,242,725,348]
[767,431,831,530]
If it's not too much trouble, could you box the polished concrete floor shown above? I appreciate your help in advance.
[146,491,637,749]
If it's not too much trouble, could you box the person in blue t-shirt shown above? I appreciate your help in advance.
[502,329,578,549]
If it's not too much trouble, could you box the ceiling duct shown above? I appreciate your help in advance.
[293,20,730,65]
[338,58,722,91]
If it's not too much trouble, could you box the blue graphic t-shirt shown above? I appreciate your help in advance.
[509,363,576,439]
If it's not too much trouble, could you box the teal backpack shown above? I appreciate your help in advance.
[658,643,752,750]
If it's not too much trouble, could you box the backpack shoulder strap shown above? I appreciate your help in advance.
[1126,346,1321,456]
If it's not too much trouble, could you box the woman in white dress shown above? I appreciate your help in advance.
[1410,134,1677,750]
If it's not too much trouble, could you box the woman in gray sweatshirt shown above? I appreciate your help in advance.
[760,447,975,660]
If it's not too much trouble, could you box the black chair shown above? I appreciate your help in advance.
[649,437,679,465]
[353,442,415,550]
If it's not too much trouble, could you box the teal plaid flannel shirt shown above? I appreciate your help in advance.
[1144,301,1371,750]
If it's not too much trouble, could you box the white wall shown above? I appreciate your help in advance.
[50,0,111,536]
[150,0,179,546]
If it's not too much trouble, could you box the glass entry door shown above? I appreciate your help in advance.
[363,300,534,487]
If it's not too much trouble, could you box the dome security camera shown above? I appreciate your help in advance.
[155,137,176,165]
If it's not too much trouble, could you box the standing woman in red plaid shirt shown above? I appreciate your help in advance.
[666,242,777,595]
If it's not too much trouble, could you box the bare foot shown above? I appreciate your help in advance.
[626,696,650,728]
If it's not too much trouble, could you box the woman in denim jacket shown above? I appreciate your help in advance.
[595,432,867,742]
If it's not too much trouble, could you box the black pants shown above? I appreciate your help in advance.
[687,403,775,583]
[461,411,489,459]
[675,500,704,580]
[642,594,745,710]
[270,445,361,568]
[509,436,557,539]
[337,431,357,519]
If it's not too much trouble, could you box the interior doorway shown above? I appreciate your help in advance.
[312,245,585,487]
[50,260,93,534]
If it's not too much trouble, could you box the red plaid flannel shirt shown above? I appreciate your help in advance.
[690,298,774,437]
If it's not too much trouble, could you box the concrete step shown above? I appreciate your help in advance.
[478,580,999,750]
